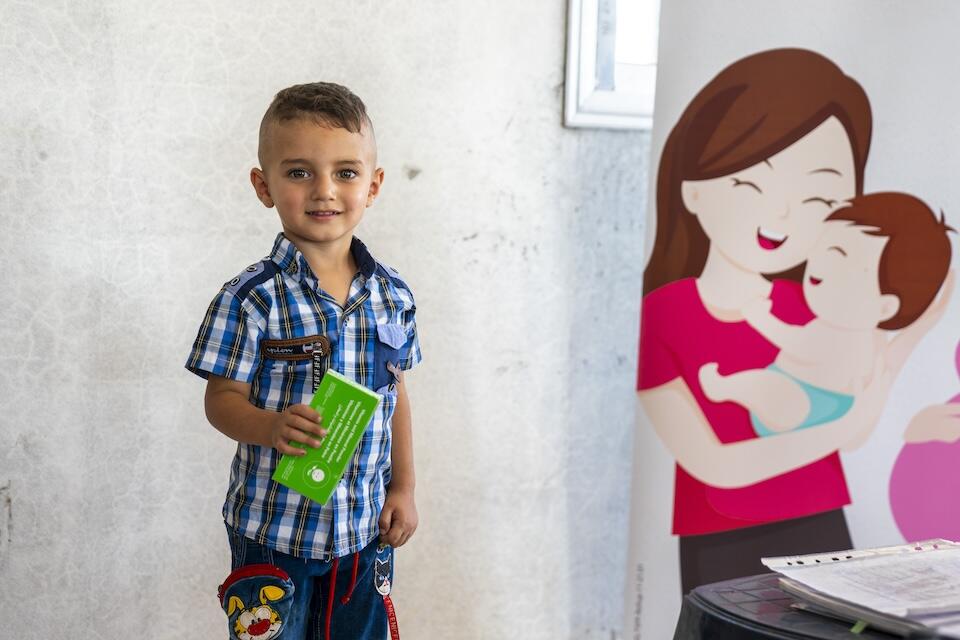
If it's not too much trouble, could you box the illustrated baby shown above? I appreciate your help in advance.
[699,192,952,436]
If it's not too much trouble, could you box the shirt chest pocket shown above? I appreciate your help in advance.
[259,336,331,395]
[373,323,407,392]
[265,359,311,385]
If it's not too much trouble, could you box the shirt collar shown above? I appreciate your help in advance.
[269,233,378,281]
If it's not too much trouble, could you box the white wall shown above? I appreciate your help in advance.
[627,1,960,638]
[0,2,647,638]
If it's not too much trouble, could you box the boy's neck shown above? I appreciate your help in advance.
[285,232,359,305]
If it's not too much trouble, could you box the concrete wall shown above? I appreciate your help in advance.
[0,2,647,638]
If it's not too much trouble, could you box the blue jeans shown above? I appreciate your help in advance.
[226,525,390,640]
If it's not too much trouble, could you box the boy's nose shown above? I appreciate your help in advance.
[312,177,336,201]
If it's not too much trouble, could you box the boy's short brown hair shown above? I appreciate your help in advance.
[828,192,953,330]
[258,82,371,163]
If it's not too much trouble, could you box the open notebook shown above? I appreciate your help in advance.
[762,539,960,638]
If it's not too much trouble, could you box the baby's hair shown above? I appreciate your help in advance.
[828,192,953,330]
[258,82,371,164]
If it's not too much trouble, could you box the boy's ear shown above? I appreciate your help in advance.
[250,168,274,208]
[879,294,901,324]
[366,168,384,207]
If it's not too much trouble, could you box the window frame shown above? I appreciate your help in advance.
[564,0,657,130]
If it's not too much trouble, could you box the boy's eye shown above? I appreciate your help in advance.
[337,169,358,180]
[287,168,310,179]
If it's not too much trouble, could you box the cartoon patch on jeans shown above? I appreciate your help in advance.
[219,563,295,640]
[375,544,393,596]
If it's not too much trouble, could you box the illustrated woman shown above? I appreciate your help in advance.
[636,48,949,593]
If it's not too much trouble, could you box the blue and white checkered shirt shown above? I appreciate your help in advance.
[186,233,421,559]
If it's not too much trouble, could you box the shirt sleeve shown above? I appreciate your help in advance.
[637,287,683,391]
[399,291,422,372]
[185,288,264,383]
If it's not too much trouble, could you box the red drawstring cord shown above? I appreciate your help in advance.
[323,552,360,639]
[341,553,360,604]
[324,557,339,640]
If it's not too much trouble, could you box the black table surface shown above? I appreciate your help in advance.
[672,573,946,639]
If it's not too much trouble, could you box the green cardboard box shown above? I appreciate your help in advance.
[272,369,382,505]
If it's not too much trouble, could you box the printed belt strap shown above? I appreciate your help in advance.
[311,337,330,392]
[375,544,400,640]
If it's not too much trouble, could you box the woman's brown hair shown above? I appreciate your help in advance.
[643,49,872,295]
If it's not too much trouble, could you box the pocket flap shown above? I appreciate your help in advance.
[376,323,407,349]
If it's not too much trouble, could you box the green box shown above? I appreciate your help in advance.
[272,369,382,505]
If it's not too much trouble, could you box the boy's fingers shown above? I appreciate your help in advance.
[382,528,402,546]
[291,416,327,439]
[277,440,307,456]
[379,507,393,537]
[290,404,322,423]
[283,426,321,449]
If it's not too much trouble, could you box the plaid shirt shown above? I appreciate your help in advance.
[186,233,421,559]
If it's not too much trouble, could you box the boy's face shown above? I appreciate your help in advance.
[251,118,383,252]
[803,221,900,330]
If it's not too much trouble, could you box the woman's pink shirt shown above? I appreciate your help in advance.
[638,278,850,536]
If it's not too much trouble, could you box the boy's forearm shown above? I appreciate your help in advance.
[389,380,416,492]
[205,383,274,448]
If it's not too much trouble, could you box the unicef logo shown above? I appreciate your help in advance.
[304,463,326,485]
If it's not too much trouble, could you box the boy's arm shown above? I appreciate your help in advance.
[379,376,418,547]
[204,375,326,456]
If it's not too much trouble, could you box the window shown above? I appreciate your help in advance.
[564,0,660,130]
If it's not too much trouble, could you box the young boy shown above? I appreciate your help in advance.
[185,82,420,640]
[699,192,952,436]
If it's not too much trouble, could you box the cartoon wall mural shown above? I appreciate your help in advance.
[635,47,953,596]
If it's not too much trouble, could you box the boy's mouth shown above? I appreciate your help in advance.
[306,210,340,219]
[808,275,823,286]
[757,227,787,250]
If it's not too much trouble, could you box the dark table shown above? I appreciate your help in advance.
[673,573,944,639]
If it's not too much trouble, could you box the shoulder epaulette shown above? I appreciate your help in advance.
[375,262,408,289]
[224,259,279,300]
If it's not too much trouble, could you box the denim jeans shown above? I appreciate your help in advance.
[225,525,390,640]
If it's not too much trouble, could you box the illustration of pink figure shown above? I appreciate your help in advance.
[889,340,960,541]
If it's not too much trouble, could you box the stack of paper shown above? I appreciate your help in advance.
[762,539,960,638]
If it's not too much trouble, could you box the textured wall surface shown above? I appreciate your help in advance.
[0,2,648,638]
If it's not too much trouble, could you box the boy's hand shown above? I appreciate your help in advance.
[269,404,326,456]
[379,487,418,547]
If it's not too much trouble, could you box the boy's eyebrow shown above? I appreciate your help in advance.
[808,167,842,176]
[828,245,848,256]
[278,158,365,166]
